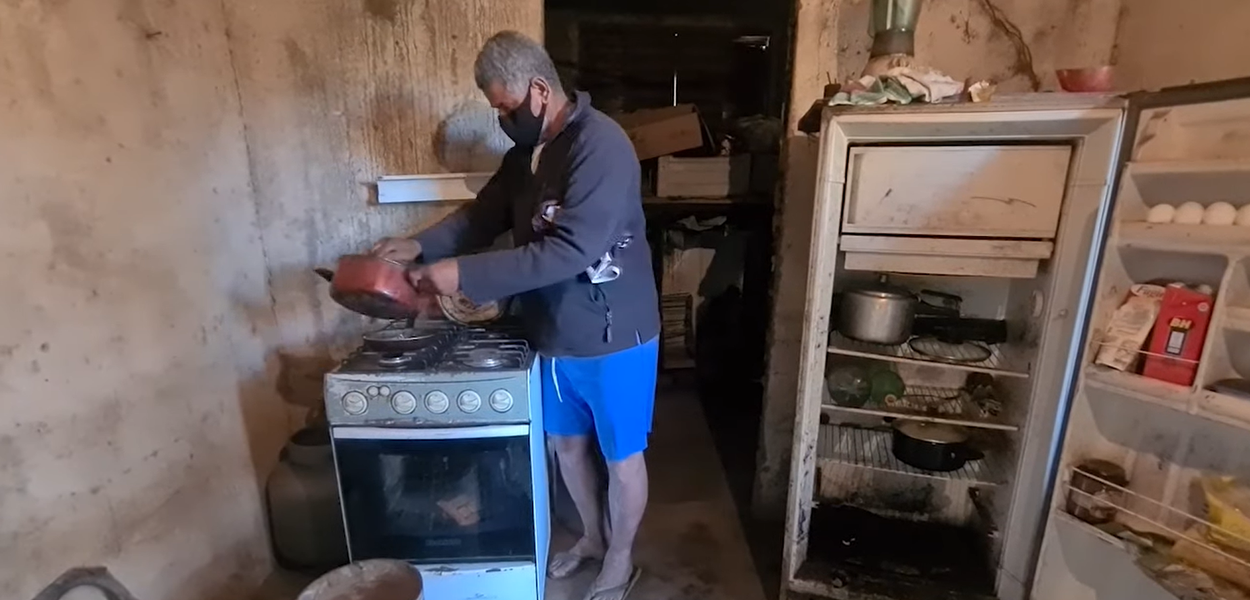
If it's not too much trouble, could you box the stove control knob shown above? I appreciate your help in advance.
[489,389,514,412]
[391,391,417,415]
[458,390,482,413]
[366,386,380,397]
[424,391,450,414]
[379,386,392,396]
[341,391,368,415]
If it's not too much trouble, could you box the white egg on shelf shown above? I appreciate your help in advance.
[1237,204,1250,227]
[1174,202,1206,225]
[1146,204,1176,224]
[1204,202,1238,225]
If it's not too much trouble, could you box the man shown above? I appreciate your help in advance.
[372,31,658,600]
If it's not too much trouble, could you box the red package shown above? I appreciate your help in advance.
[1141,285,1214,386]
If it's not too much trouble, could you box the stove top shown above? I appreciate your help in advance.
[336,322,533,375]
[325,321,537,426]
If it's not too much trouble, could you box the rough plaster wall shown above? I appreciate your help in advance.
[1113,0,1250,91]
[0,1,280,598]
[221,0,541,414]
[0,0,541,598]
[754,0,1121,516]
[834,0,1121,91]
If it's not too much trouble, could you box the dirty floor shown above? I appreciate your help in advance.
[252,384,769,600]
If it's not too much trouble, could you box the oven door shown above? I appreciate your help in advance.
[331,425,536,564]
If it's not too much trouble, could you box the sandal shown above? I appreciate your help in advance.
[581,567,642,600]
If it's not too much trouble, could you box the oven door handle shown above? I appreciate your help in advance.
[331,424,529,440]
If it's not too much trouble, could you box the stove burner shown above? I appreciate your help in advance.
[462,349,506,369]
[377,353,415,369]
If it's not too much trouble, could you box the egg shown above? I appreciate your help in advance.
[1237,204,1250,227]
[1174,202,1206,225]
[1146,204,1176,224]
[1204,202,1238,225]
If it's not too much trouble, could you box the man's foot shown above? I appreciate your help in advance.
[548,536,605,579]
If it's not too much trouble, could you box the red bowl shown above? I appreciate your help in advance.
[1056,67,1115,92]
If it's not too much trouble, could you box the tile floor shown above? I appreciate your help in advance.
[253,385,769,600]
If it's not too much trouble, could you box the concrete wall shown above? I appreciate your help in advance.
[223,0,539,417]
[0,1,278,597]
[755,0,1122,517]
[1113,0,1250,91]
[0,1,539,598]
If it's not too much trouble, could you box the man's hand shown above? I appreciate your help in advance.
[371,237,422,262]
[407,259,460,296]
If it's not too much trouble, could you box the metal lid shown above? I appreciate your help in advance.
[846,287,914,300]
[843,274,916,300]
[438,292,503,325]
[894,420,970,444]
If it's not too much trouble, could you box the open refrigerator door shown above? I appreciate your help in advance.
[1032,77,1250,600]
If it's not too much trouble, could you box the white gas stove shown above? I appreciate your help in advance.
[324,320,548,600]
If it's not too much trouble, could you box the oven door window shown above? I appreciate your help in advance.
[334,428,535,563]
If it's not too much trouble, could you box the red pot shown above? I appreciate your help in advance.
[315,254,423,320]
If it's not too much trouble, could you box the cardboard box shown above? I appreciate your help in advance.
[1141,285,1213,386]
[656,155,751,198]
[613,104,704,161]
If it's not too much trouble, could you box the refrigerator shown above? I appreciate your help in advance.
[780,77,1250,600]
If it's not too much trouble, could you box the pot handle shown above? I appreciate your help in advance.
[952,445,985,462]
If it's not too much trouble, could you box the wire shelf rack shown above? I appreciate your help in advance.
[1061,467,1250,583]
[821,384,1017,431]
[816,424,1008,486]
[827,333,1031,379]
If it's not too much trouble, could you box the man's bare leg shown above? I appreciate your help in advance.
[590,451,647,595]
[549,434,606,577]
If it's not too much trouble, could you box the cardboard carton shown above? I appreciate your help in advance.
[613,104,704,161]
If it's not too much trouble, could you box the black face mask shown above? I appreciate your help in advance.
[499,88,546,147]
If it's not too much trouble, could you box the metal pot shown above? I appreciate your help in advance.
[891,420,984,472]
[838,278,917,345]
[314,254,424,320]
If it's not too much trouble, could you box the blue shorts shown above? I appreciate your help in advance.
[541,336,659,462]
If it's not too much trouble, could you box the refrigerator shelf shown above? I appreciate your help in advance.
[816,424,1008,486]
[1116,222,1250,255]
[821,384,1019,431]
[1127,159,1250,197]
[827,332,1030,379]
[1059,466,1250,581]
[1225,306,1250,333]
[1084,366,1250,433]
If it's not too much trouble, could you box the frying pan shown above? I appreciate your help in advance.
[360,327,447,352]
[315,254,424,320]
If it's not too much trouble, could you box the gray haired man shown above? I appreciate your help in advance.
[373,31,659,600]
